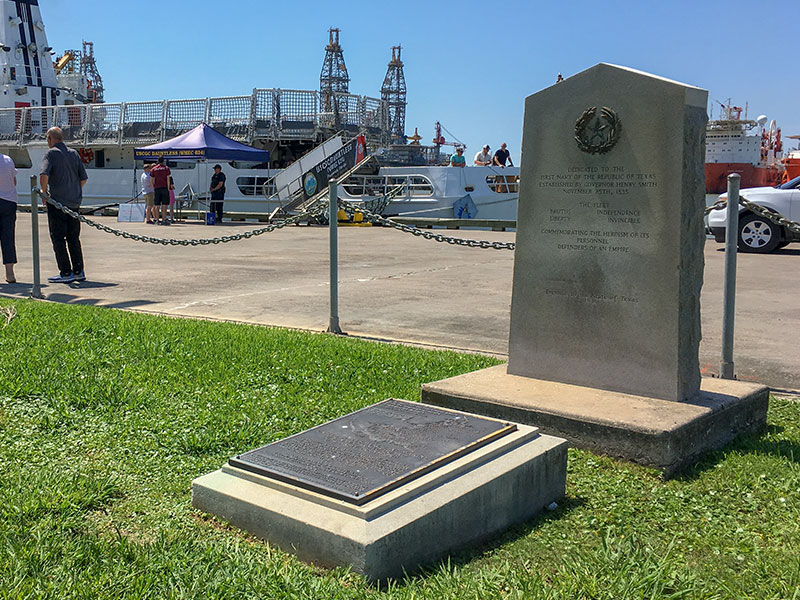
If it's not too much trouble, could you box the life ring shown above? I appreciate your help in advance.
[78,148,94,164]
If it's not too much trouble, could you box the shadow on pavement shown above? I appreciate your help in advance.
[44,292,155,310]
[67,281,118,289]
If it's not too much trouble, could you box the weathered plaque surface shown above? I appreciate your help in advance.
[229,399,516,505]
[508,63,708,401]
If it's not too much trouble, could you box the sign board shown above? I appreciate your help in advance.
[301,134,367,200]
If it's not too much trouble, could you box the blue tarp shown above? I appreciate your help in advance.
[133,123,270,162]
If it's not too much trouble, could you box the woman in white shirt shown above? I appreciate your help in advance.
[0,153,17,283]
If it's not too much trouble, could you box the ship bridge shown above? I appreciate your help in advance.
[0,89,390,150]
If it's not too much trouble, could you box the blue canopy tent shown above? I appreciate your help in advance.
[133,123,270,162]
[132,124,270,221]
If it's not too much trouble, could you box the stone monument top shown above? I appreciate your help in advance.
[507,63,708,402]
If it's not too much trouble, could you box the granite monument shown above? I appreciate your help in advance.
[423,64,769,475]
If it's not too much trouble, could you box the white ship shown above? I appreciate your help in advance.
[0,0,519,222]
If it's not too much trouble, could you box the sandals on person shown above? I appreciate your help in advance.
[5,279,15,284]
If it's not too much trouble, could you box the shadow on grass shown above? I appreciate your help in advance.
[390,494,587,588]
[44,292,156,310]
[674,424,799,481]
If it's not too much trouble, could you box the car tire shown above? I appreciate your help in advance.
[738,213,781,253]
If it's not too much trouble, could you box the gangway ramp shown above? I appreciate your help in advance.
[264,133,374,220]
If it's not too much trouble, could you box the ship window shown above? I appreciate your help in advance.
[236,176,275,196]
[390,176,433,196]
[342,175,433,197]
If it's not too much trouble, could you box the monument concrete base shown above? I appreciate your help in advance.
[422,365,769,477]
[192,421,567,582]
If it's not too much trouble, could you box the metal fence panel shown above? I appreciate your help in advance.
[122,101,164,145]
[276,89,319,139]
[86,103,122,145]
[165,99,206,138]
[337,93,362,130]
[208,95,251,141]
[0,108,23,143]
[20,107,58,143]
[54,106,88,145]
[254,89,275,136]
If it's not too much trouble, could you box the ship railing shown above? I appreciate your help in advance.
[0,89,390,147]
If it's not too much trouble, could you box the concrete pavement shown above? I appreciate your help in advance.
[2,213,798,392]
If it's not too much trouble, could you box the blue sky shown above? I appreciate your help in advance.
[42,0,800,164]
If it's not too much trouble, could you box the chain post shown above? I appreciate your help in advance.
[721,174,740,379]
[29,177,42,298]
[327,181,342,334]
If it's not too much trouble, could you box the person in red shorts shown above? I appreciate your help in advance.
[149,156,172,225]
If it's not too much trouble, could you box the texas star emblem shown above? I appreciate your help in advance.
[574,106,622,154]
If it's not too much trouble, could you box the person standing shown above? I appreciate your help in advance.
[141,163,155,223]
[0,152,17,284]
[493,142,514,193]
[149,156,171,225]
[492,142,513,167]
[449,147,466,167]
[39,126,88,284]
[473,145,492,166]
[209,164,226,224]
[168,175,176,223]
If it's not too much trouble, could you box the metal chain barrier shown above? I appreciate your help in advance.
[704,199,728,215]
[35,188,328,246]
[705,194,800,234]
[338,198,517,251]
[738,195,800,235]
[35,189,800,251]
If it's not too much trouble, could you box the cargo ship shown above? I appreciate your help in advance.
[705,101,784,194]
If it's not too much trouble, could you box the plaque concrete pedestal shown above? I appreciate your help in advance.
[422,365,769,476]
[192,401,567,582]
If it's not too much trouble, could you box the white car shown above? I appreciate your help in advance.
[707,176,800,253]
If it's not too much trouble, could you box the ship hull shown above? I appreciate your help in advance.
[705,163,781,194]
[783,157,800,181]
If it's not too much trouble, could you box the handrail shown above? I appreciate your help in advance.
[0,90,390,148]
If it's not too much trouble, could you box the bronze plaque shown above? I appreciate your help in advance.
[229,399,516,505]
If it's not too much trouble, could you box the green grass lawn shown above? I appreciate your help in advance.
[0,298,798,599]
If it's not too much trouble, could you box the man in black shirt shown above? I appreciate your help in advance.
[492,142,514,193]
[209,164,226,224]
[492,142,513,167]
